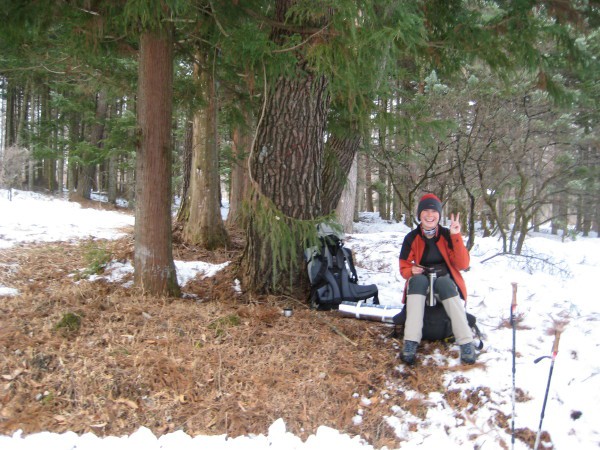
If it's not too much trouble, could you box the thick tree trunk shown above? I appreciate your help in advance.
[251,74,329,219]
[241,70,330,294]
[183,50,229,250]
[134,27,180,297]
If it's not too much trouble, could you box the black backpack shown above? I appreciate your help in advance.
[305,224,379,310]
[392,303,484,348]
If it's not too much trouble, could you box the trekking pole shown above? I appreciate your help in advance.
[533,328,563,450]
[510,282,518,450]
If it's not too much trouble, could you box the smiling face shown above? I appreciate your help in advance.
[420,208,440,231]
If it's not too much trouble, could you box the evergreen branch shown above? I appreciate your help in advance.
[272,25,330,54]
[0,57,74,74]
[75,7,100,16]
[242,7,338,38]
[209,2,230,38]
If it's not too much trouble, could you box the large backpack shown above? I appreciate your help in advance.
[392,303,484,348]
[305,224,379,310]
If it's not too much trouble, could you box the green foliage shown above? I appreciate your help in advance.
[119,0,191,32]
[54,312,82,335]
[40,391,55,406]
[208,314,241,338]
[102,108,138,159]
[75,242,113,280]
[242,188,338,291]
[2,0,599,289]
[307,0,426,116]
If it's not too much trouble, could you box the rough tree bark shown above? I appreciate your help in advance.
[321,134,361,216]
[335,153,358,233]
[240,0,335,294]
[182,49,229,250]
[226,110,252,227]
[241,68,330,293]
[133,27,180,296]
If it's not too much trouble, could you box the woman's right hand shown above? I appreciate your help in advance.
[412,265,424,275]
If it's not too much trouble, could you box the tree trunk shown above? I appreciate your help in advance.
[378,162,388,220]
[57,123,65,194]
[10,81,30,192]
[335,153,358,233]
[175,118,193,223]
[67,112,80,193]
[321,133,361,215]
[515,211,531,254]
[466,191,476,250]
[40,87,58,192]
[227,111,252,227]
[365,153,374,212]
[107,101,121,205]
[551,191,567,235]
[75,90,107,200]
[183,49,229,250]
[241,66,330,293]
[355,152,365,218]
[376,105,389,219]
[3,82,17,149]
[594,191,600,237]
[134,27,180,297]
[392,182,402,223]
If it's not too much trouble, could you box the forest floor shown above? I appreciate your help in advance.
[0,225,494,449]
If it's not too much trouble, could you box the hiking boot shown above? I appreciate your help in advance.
[401,340,418,365]
[460,342,477,364]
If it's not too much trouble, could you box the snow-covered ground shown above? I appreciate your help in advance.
[1,189,598,449]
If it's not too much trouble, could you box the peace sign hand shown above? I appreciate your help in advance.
[449,212,461,235]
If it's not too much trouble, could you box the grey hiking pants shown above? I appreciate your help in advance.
[404,274,473,345]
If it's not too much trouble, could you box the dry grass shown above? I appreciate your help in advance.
[0,234,545,448]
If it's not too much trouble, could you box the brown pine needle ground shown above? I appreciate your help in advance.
[0,236,544,449]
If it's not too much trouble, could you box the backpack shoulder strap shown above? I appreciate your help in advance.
[313,240,334,283]
[341,246,358,283]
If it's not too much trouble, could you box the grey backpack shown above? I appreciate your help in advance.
[305,224,379,310]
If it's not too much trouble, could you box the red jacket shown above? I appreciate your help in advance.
[399,226,470,302]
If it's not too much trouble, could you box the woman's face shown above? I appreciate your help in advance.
[420,208,440,231]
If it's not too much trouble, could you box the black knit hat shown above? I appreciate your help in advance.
[417,193,442,219]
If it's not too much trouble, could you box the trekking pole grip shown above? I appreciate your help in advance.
[552,329,562,357]
[511,282,517,309]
